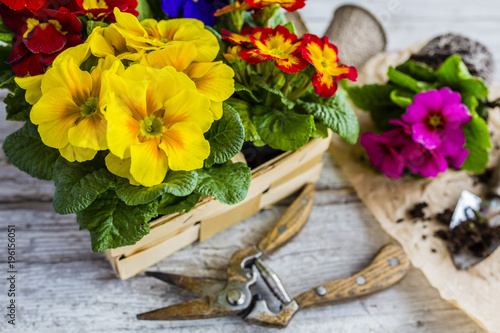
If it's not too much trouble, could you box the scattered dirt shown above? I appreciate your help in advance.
[436,208,453,226]
[435,218,500,258]
[396,218,404,223]
[409,202,428,220]
[473,168,494,186]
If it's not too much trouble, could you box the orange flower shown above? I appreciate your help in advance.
[222,27,266,46]
[243,0,306,12]
[239,25,307,74]
[214,1,252,16]
[301,34,357,97]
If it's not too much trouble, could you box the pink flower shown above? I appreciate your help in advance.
[402,88,472,155]
[360,128,411,179]
[400,141,448,178]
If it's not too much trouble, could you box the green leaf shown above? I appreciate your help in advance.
[396,60,437,82]
[343,83,398,113]
[269,11,287,28]
[157,193,201,215]
[136,0,154,20]
[76,191,157,252]
[86,21,109,36]
[0,76,17,92]
[53,158,116,214]
[195,162,251,205]
[435,55,488,99]
[298,92,359,144]
[311,121,329,138]
[2,121,59,180]
[462,95,479,117]
[387,67,434,93]
[252,105,314,150]
[0,32,13,43]
[283,21,297,34]
[0,45,14,83]
[234,82,262,102]
[390,89,415,108]
[253,75,295,109]
[225,97,263,144]
[461,117,491,172]
[4,87,31,121]
[204,103,245,167]
[116,170,198,205]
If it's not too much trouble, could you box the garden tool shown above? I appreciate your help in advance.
[137,183,410,328]
[450,162,500,269]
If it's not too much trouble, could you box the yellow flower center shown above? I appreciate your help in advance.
[82,0,108,10]
[23,19,67,38]
[79,97,99,117]
[428,114,442,127]
[140,115,164,139]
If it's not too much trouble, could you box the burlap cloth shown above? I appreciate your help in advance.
[330,45,500,332]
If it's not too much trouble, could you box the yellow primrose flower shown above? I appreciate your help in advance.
[143,43,235,120]
[110,8,219,62]
[88,25,144,62]
[30,44,124,162]
[15,42,94,105]
[104,64,212,187]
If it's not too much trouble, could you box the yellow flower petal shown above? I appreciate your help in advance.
[209,100,223,120]
[157,19,219,62]
[113,7,147,38]
[68,114,107,151]
[162,90,211,132]
[184,62,235,102]
[143,43,198,72]
[130,138,170,187]
[15,75,43,105]
[106,72,150,120]
[59,144,97,162]
[105,153,140,185]
[52,43,91,68]
[160,122,210,171]
[41,58,92,106]
[105,98,141,159]
[88,27,115,57]
[31,87,80,148]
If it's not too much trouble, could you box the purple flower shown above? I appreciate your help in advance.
[400,142,448,178]
[162,0,229,26]
[402,87,472,155]
[360,129,411,178]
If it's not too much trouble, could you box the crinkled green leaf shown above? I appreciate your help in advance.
[2,121,59,180]
[53,157,116,214]
[76,191,157,252]
[462,95,479,117]
[136,0,153,20]
[298,92,359,144]
[157,193,201,215]
[86,20,109,36]
[390,89,415,108]
[252,105,314,150]
[253,75,295,109]
[342,83,398,113]
[269,11,287,28]
[435,55,488,99]
[311,121,329,138]
[225,97,263,145]
[0,76,17,92]
[461,116,491,172]
[195,162,251,205]
[204,103,245,167]
[387,67,434,93]
[234,83,262,102]
[116,170,198,205]
[4,87,31,121]
[396,60,437,82]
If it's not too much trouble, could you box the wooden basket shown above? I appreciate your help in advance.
[105,132,332,279]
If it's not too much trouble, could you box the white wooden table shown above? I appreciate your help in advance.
[1,1,499,332]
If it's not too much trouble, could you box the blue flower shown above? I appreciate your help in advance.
[162,0,229,26]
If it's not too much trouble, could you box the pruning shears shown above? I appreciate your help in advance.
[137,183,410,328]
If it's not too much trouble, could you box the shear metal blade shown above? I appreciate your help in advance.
[146,271,226,297]
[137,296,238,321]
[452,240,500,270]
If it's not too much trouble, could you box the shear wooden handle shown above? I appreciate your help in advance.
[295,243,410,310]
[258,183,315,256]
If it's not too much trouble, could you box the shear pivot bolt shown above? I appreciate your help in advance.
[356,276,366,286]
[227,289,245,306]
[316,286,327,296]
